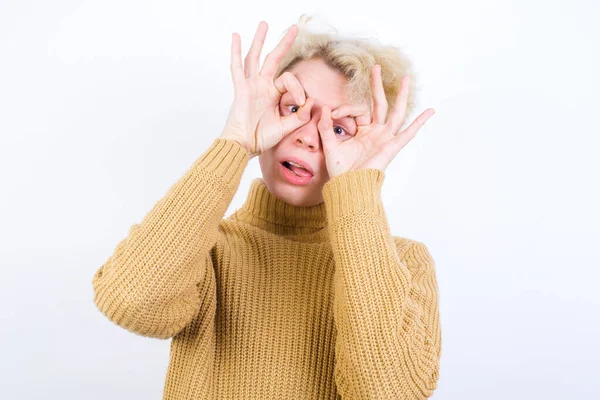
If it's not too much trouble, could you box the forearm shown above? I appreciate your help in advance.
[92,138,249,338]
[322,168,442,399]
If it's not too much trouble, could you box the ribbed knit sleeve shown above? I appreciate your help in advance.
[92,138,249,340]
[322,168,442,399]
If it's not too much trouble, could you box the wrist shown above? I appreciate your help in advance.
[219,136,256,159]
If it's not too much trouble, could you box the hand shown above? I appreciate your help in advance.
[220,21,314,158]
[317,65,435,177]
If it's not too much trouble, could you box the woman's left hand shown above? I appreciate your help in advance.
[317,65,435,178]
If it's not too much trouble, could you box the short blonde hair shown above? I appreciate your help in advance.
[275,14,418,123]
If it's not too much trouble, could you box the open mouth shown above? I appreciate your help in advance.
[281,161,313,177]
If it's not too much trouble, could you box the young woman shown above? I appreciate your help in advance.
[92,16,441,400]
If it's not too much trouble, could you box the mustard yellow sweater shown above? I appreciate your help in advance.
[92,138,442,399]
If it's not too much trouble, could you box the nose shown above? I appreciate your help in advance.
[290,107,322,151]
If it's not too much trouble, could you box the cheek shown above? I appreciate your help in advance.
[258,152,270,175]
[258,148,279,175]
[320,162,330,181]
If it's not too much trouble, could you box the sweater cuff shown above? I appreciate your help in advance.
[190,138,249,194]
[322,168,386,222]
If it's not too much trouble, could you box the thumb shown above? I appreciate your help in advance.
[280,97,314,136]
[317,105,336,152]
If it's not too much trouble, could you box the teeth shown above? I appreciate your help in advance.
[287,161,306,169]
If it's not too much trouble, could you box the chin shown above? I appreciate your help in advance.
[264,178,322,207]
[286,184,325,207]
[274,182,307,204]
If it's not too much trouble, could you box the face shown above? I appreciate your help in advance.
[259,58,358,207]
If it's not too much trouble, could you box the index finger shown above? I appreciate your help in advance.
[260,24,299,79]
[331,103,372,126]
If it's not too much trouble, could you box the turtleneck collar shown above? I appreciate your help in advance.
[229,178,329,241]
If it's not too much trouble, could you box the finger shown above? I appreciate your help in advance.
[230,33,245,87]
[391,108,435,152]
[387,75,410,133]
[260,24,299,79]
[371,64,387,124]
[244,21,268,77]
[274,71,306,105]
[317,105,336,152]
[280,97,314,136]
[332,103,371,126]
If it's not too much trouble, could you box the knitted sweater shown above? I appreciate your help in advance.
[92,138,442,399]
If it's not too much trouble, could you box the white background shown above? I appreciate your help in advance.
[1,1,599,399]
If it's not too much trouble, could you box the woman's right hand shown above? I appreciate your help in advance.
[220,21,314,158]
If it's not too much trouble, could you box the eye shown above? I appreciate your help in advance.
[333,126,348,136]
[280,104,300,115]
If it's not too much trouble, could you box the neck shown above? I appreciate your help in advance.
[229,178,329,242]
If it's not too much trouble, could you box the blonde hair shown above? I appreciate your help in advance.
[274,14,419,123]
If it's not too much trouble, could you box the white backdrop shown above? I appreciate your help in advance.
[1,1,599,399]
